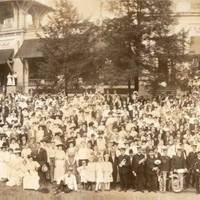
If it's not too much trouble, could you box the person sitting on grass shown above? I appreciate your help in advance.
[54,167,77,194]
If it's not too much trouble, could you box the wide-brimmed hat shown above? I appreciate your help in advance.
[14,148,21,154]
[56,142,64,147]
[119,145,126,150]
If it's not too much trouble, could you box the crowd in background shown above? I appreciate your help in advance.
[0,82,200,194]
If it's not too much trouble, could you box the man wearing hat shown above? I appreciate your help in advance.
[159,146,171,192]
[171,147,186,172]
[118,145,131,192]
[146,149,159,192]
[186,144,198,188]
[34,141,48,184]
[128,149,135,189]
[132,146,146,192]
[109,147,118,189]
[171,147,187,191]
[193,151,200,194]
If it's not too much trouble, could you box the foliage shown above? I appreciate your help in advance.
[39,0,101,94]
[103,0,187,90]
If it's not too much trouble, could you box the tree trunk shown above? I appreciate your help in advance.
[134,76,139,91]
[128,79,131,98]
[64,73,68,96]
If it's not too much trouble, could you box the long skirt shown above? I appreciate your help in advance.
[0,161,8,180]
[23,172,40,190]
[54,160,65,184]
[6,169,23,186]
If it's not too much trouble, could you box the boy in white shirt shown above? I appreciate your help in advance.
[54,167,77,194]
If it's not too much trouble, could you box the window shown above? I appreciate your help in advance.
[0,2,14,29]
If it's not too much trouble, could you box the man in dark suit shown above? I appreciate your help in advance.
[186,144,197,188]
[109,149,118,189]
[146,149,158,192]
[132,146,146,192]
[118,146,131,192]
[34,141,48,184]
[129,149,135,189]
[193,151,200,194]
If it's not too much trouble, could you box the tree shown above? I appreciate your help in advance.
[103,0,186,91]
[39,0,99,95]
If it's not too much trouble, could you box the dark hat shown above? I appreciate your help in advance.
[14,148,21,154]
[119,145,126,150]
[129,149,133,154]
[40,139,47,143]
[112,141,118,146]
[56,142,64,147]
[1,142,8,149]
[27,154,33,159]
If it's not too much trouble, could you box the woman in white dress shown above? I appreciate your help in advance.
[54,143,66,184]
[6,149,24,187]
[95,156,104,192]
[0,143,9,181]
[23,154,40,190]
[103,154,113,191]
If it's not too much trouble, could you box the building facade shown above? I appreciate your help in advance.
[0,0,51,93]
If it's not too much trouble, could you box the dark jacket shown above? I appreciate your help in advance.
[35,147,48,166]
[171,155,186,171]
[160,156,171,172]
[118,154,131,174]
[132,154,146,175]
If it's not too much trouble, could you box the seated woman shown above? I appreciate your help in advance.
[6,148,24,186]
[23,154,40,191]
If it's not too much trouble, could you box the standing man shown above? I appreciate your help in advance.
[186,144,197,188]
[132,146,146,192]
[118,146,131,192]
[34,141,48,184]
[193,151,200,194]
[171,147,187,192]
[129,149,135,189]
[159,146,171,192]
[146,149,159,192]
[109,148,118,190]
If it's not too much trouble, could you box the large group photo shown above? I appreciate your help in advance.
[1,0,200,200]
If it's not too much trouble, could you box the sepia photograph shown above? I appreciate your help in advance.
[0,0,200,200]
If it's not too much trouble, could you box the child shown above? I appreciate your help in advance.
[77,160,87,189]
[95,156,104,192]
[55,167,77,194]
[86,155,96,190]
[103,154,113,191]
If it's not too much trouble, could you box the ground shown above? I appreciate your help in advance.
[0,183,200,200]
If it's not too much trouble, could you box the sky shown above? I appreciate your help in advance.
[42,0,110,20]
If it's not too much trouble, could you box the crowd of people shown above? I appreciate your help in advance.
[0,84,200,194]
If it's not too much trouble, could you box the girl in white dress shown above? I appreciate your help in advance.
[23,154,40,190]
[54,143,66,184]
[95,156,104,192]
[103,154,113,191]
[86,155,96,190]
[77,160,87,189]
